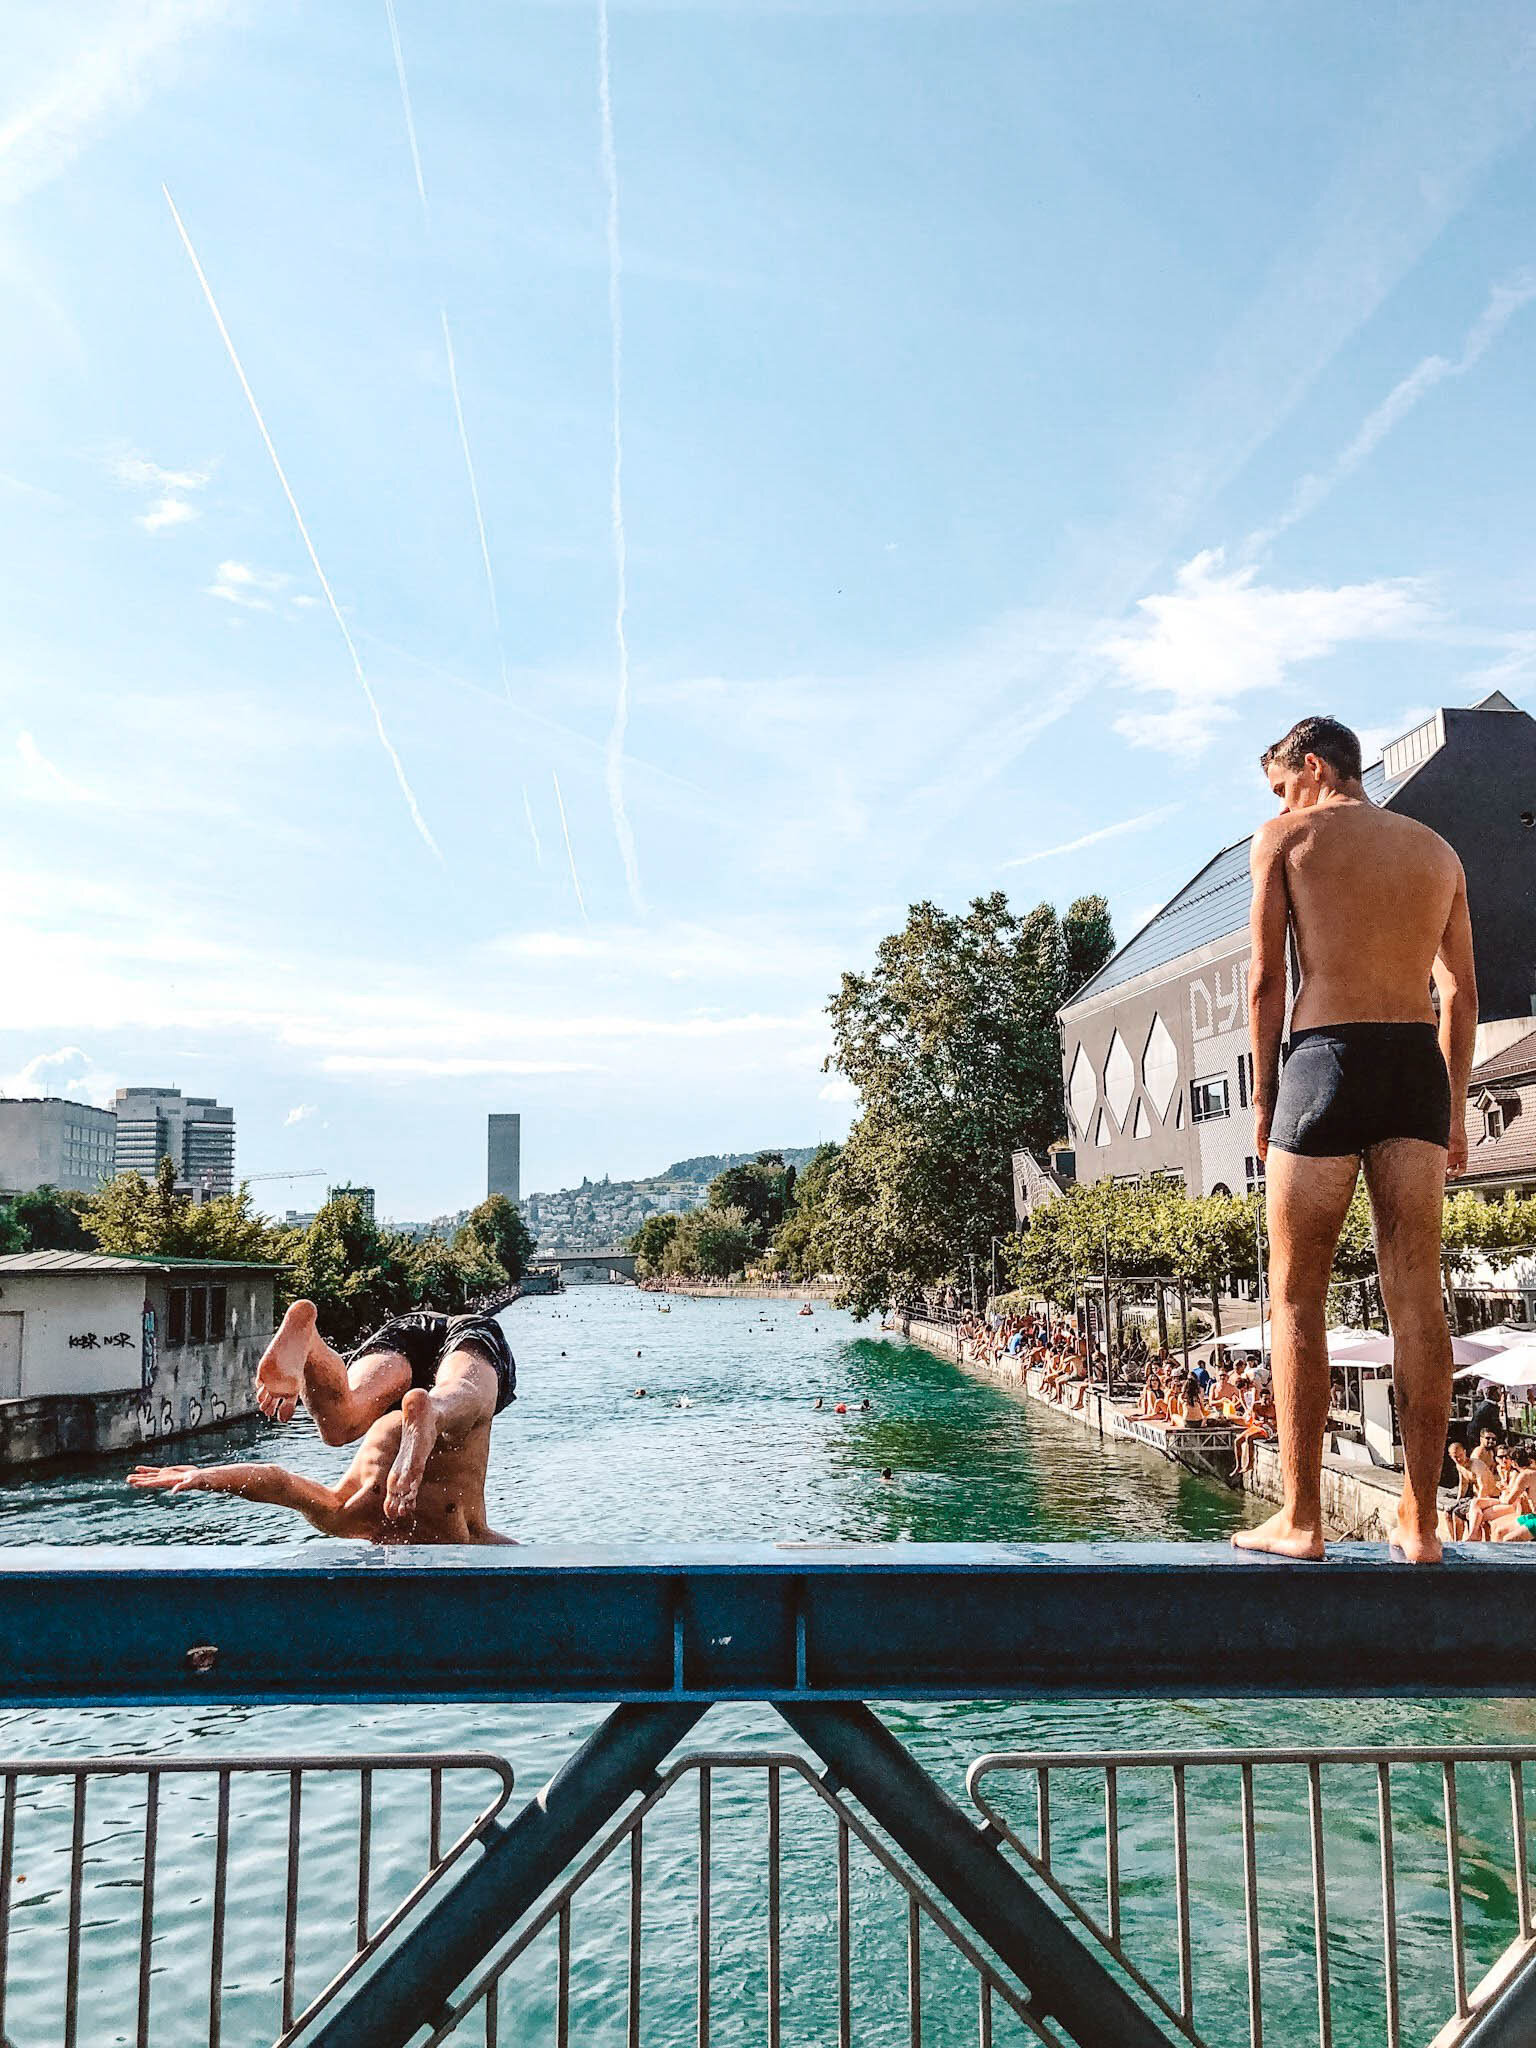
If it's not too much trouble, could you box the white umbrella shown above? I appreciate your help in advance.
[1453,1331,1536,1393]
[1341,1330,1509,1369]
[1221,1325,1372,1358]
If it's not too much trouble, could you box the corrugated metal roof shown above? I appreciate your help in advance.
[0,1251,282,1274]
[1068,754,1399,1006]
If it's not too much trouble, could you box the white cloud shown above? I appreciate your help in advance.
[1,1046,116,1107]
[1105,551,1434,753]
[207,559,288,610]
[110,450,211,533]
[283,1103,317,1126]
[1002,804,1183,870]
[818,1075,859,1104]
[1,1,229,208]
[320,1057,606,1078]
[16,730,91,803]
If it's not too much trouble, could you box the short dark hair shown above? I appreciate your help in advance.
[1260,715,1363,783]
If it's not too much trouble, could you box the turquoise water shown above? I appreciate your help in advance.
[0,1289,1530,2046]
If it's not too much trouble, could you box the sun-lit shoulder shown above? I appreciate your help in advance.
[1249,813,1293,867]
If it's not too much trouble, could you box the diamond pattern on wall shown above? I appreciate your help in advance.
[1068,1042,1097,1137]
[1132,1098,1151,1140]
[1093,1108,1112,1147]
[1142,1013,1180,1120]
[1104,1031,1134,1126]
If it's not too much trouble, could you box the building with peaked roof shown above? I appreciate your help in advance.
[1057,695,1536,1197]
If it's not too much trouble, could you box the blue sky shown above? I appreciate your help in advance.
[4,0,1535,1217]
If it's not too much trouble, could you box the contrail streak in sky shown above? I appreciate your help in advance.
[552,769,588,921]
[441,308,509,697]
[163,185,441,861]
[597,0,643,912]
[522,782,544,867]
[383,0,428,216]
[382,4,511,699]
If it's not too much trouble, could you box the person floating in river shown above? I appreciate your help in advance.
[129,1300,517,1545]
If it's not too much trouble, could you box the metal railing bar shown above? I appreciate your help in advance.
[908,1894,921,2048]
[209,1768,231,2048]
[430,1766,443,1870]
[1512,1763,1531,1943]
[768,1767,781,2048]
[0,1751,515,1778]
[135,1768,157,2048]
[699,1767,711,2048]
[279,1769,515,2046]
[628,1820,642,2048]
[1307,1760,1332,2048]
[979,1974,992,2048]
[838,1814,851,2048]
[1241,1761,1262,2048]
[426,1752,1048,2047]
[0,1772,16,2042]
[357,1768,372,1951]
[1036,1767,1051,1870]
[1378,1762,1401,2048]
[485,1977,497,2048]
[970,1745,1536,1780]
[557,1897,571,2048]
[64,1771,85,2048]
[1446,1761,1469,2019]
[282,1768,303,2035]
[1172,1763,1193,2025]
[1105,1766,1120,1946]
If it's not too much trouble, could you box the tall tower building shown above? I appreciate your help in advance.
[114,1088,236,1200]
[487,1113,521,1206]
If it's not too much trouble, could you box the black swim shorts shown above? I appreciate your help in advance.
[1269,1021,1451,1158]
[348,1311,516,1414]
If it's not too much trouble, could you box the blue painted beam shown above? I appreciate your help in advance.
[0,1543,1533,1706]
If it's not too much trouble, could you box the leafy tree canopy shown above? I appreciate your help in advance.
[815,892,1115,1316]
[454,1195,536,1285]
[2,1185,95,1252]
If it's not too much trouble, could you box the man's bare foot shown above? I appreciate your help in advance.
[385,1388,438,1522]
[1232,1509,1326,1560]
[1388,1515,1443,1565]
[256,1300,317,1423]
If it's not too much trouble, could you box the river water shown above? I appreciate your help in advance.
[0,1289,1530,2046]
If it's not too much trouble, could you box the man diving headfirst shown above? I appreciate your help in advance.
[1233,716,1477,1565]
[130,1301,518,1544]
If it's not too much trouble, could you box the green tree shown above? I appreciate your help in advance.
[454,1195,536,1286]
[0,1203,25,1254]
[707,1155,791,1247]
[628,1212,681,1278]
[4,1185,95,1252]
[662,1205,756,1280]
[817,892,1115,1316]
[284,1194,412,1348]
[85,1159,277,1263]
[771,1142,841,1279]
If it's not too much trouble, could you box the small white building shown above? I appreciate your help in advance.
[0,1251,279,1467]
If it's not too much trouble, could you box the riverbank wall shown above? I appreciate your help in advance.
[899,1316,1404,1541]
[658,1281,843,1302]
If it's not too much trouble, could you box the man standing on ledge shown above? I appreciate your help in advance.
[1233,715,1476,1564]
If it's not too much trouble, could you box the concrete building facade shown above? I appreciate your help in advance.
[1058,695,1536,1196]
[114,1088,236,1199]
[327,1184,376,1226]
[0,1098,117,1197]
[487,1113,521,1206]
[0,1250,277,1466]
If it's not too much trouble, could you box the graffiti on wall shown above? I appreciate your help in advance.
[1190,959,1248,1042]
[141,1305,157,1391]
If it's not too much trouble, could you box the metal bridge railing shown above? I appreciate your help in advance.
[968,1745,1536,2048]
[0,1751,514,2048]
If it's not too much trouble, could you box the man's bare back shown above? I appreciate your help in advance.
[1264,799,1461,1033]
[130,1395,515,1543]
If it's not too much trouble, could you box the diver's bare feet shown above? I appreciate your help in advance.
[1388,1514,1443,1565]
[256,1300,317,1423]
[1232,1509,1326,1560]
[385,1388,438,1521]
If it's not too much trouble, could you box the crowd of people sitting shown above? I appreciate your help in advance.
[1439,1430,1536,1544]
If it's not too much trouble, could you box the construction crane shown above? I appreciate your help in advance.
[241,1169,330,1184]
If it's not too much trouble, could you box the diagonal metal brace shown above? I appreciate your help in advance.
[300,1701,705,2048]
[778,1699,1174,2048]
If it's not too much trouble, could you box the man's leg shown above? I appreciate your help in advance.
[1234,1151,1359,1559]
[256,1300,411,1446]
[1364,1138,1451,1565]
[385,1344,499,1521]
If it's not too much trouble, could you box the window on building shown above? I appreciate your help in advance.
[167,1289,187,1347]
[1245,1154,1265,1194]
[165,1285,226,1348]
[1190,1076,1230,1123]
[187,1288,208,1345]
[1236,1052,1255,1109]
[209,1287,227,1342]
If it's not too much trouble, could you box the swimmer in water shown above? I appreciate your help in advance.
[813,1397,824,1410]
[881,1467,893,1482]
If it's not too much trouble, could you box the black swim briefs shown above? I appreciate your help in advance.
[348,1311,516,1414]
[1269,1021,1451,1158]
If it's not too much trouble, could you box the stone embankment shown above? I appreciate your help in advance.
[656,1280,842,1302]
[898,1315,1406,1542]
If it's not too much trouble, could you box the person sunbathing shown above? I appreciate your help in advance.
[129,1402,516,1544]
[1232,1381,1277,1477]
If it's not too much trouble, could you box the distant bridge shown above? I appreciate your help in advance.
[530,1248,637,1285]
